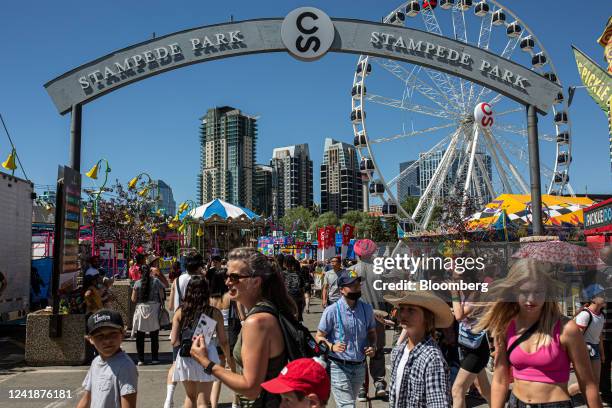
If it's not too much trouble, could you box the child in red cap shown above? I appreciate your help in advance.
[261,358,330,408]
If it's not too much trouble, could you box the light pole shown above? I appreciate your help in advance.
[85,159,111,255]
[175,200,198,255]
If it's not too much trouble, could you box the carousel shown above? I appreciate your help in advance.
[184,198,265,257]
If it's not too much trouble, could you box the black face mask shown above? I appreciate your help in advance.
[345,291,362,301]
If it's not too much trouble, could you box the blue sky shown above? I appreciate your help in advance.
[1,0,610,208]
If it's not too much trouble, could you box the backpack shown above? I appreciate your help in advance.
[574,307,594,334]
[283,271,303,298]
[250,302,321,361]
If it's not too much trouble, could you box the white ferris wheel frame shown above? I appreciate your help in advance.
[351,0,574,231]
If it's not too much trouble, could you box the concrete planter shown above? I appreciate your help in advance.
[107,280,133,329]
[25,310,87,366]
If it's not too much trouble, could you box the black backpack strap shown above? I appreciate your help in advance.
[175,279,181,301]
[248,303,279,318]
[506,321,539,364]
[583,308,593,333]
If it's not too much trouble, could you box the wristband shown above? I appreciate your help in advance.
[204,361,216,375]
[331,344,335,352]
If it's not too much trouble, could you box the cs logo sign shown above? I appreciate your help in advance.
[474,102,494,128]
[281,7,334,61]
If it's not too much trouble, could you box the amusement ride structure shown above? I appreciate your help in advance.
[351,0,573,230]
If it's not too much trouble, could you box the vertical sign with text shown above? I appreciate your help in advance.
[58,166,82,291]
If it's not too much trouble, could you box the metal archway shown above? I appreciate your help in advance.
[45,7,561,233]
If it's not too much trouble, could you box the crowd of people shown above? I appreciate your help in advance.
[76,243,612,408]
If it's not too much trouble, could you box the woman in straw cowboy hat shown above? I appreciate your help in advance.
[147,253,169,288]
[384,289,454,408]
[474,258,603,408]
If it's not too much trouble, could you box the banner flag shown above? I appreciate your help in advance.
[340,224,354,258]
[572,45,612,112]
[397,223,405,239]
[317,226,336,261]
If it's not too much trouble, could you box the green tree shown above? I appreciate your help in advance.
[401,196,420,216]
[351,214,387,241]
[280,206,315,233]
[340,210,366,228]
[310,211,339,232]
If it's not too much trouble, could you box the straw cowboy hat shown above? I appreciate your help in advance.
[146,254,160,265]
[384,290,453,328]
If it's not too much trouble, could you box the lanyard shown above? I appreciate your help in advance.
[336,302,345,342]
[335,300,364,345]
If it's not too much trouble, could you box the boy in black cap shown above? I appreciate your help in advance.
[77,309,138,408]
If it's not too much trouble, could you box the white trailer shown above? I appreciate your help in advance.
[0,171,33,321]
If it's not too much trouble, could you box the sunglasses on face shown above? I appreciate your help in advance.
[226,273,252,283]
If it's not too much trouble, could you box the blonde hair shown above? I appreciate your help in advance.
[474,258,563,348]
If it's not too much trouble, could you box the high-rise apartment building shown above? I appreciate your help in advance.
[198,106,257,208]
[418,150,492,202]
[254,164,273,217]
[270,144,313,220]
[398,160,420,202]
[152,179,176,215]
[320,138,363,217]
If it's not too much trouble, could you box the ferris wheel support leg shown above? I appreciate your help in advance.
[527,105,543,236]
[461,125,480,218]
[362,177,370,213]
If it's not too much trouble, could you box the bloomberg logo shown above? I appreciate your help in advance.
[281,7,334,61]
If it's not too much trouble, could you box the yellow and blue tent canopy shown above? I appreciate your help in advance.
[467,194,594,230]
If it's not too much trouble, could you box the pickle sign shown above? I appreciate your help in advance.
[281,7,334,62]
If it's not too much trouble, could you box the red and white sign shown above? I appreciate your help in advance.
[341,224,355,245]
[317,225,336,261]
[341,224,354,258]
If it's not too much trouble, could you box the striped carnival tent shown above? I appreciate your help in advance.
[187,198,260,221]
[467,194,594,230]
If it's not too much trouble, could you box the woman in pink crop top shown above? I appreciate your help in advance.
[474,258,602,408]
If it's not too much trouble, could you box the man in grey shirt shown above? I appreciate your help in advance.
[322,256,345,307]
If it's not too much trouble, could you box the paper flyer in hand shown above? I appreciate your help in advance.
[193,313,216,344]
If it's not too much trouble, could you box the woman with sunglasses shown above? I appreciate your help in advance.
[190,247,297,408]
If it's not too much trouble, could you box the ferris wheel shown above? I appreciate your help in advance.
[351,0,574,231]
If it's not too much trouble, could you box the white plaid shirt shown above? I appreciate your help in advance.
[389,336,451,408]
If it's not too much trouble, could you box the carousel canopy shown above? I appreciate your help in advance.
[467,194,594,230]
[187,198,260,221]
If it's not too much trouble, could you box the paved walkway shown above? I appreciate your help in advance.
[0,297,600,407]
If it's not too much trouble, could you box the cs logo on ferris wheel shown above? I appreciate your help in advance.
[474,102,494,128]
[281,7,335,62]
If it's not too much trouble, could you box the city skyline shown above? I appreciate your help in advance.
[1,1,609,209]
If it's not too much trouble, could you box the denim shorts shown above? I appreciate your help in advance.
[508,393,573,408]
[587,342,601,361]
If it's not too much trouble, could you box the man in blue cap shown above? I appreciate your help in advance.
[315,270,377,408]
